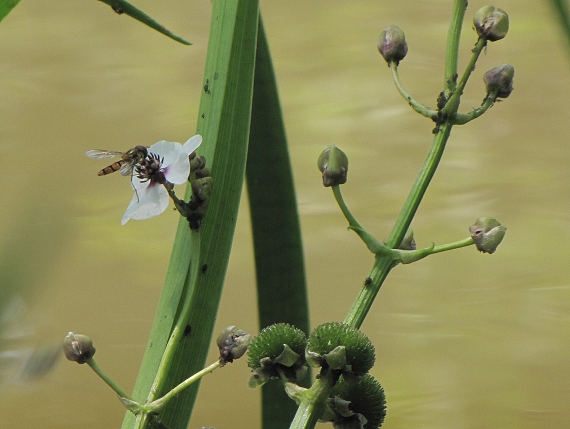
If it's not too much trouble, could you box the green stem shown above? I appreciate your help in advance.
[288,371,335,429]
[443,0,467,96]
[389,63,437,119]
[147,360,222,412]
[387,121,453,249]
[453,91,498,124]
[87,358,134,401]
[443,36,487,116]
[145,232,201,402]
[344,0,473,329]
[430,237,474,254]
[331,185,385,254]
[344,254,394,328]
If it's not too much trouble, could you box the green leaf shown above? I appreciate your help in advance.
[549,0,570,56]
[0,0,21,24]
[246,16,311,429]
[98,0,191,45]
[120,1,259,428]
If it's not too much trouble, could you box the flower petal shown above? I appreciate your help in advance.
[183,135,202,154]
[121,183,169,224]
[147,140,185,167]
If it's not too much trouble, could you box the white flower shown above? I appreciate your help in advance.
[121,135,202,225]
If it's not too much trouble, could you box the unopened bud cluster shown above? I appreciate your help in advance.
[172,152,213,230]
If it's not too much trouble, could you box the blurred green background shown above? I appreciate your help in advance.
[1,0,569,428]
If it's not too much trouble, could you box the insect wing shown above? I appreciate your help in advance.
[85,149,124,160]
[119,161,135,176]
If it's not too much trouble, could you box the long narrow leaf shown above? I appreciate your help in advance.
[98,0,191,45]
[121,1,259,429]
[246,16,311,429]
[548,0,570,54]
[0,0,21,24]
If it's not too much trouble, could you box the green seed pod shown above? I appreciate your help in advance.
[473,6,509,42]
[247,323,307,369]
[330,374,387,429]
[377,25,408,65]
[216,326,252,363]
[63,332,95,364]
[483,64,514,99]
[247,323,308,387]
[469,217,507,254]
[317,145,349,187]
[306,322,375,376]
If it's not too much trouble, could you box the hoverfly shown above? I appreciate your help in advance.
[85,145,148,177]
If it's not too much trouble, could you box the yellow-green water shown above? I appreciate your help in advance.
[1,1,569,428]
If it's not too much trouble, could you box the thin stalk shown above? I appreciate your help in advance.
[331,185,385,254]
[147,360,222,411]
[444,36,487,115]
[390,63,437,119]
[87,358,133,401]
[454,91,497,124]
[430,237,473,254]
[443,0,468,95]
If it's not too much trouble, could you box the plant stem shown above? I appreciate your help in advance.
[454,91,497,124]
[145,232,201,401]
[87,358,133,401]
[389,63,437,118]
[331,185,385,254]
[147,360,222,412]
[444,36,487,116]
[430,237,473,254]
[288,371,335,429]
[443,0,468,96]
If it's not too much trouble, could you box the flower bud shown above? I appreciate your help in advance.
[483,64,514,99]
[473,6,509,42]
[217,326,252,363]
[469,217,506,254]
[318,145,349,187]
[377,25,408,65]
[191,176,214,204]
[63,332,95,364]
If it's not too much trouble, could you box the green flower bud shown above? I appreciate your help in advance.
[247,323,307,387]
[191,176,214,204]
[483,64,514,99]
[328,374,387,429]
[306,322,375,377]
[473,6,509,42]
[190,155,207,173]
[318,145,349,187]
[469,217,507,254]
[377,25,408,65]
[217,326,252,363]
[63,332,95,364]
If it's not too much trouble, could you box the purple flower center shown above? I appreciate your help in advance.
[136,153,167,185]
